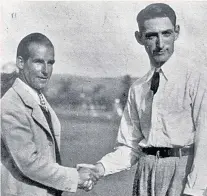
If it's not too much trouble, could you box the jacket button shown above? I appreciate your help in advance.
[48,142,53,146]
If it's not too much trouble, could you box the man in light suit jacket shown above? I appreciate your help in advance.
[1,33,98,196]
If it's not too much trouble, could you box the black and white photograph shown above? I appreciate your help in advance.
[1,1,207,196]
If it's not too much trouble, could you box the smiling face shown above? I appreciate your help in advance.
[139,17,179,67]
[18,42,55,91]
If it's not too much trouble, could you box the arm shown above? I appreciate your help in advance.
[184,69,207,196]
[1,100,89,192]
[98,86,144,176]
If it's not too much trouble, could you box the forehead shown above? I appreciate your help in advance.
[142,17,174,33]
[27,42,54,59]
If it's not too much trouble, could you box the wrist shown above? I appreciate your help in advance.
[95,162,105,177]
[77,167,83,186]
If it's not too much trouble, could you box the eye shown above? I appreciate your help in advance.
[162,31,172,37]
[48,60,55,66]
[145,33,157,40]
[33,59,44,64]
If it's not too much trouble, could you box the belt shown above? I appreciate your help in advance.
[142,145,194,158]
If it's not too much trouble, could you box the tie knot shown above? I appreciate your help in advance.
[38,93,48,111]
[153,71,159,78]
[150,71,160,95]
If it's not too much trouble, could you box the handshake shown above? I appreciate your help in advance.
[77,163,105,191]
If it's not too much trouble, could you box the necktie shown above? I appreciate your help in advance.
[38,92,48,111]
[150,71,160,95]
[40,106,62,165]
[38,93,62,196]
[38,92,61,164]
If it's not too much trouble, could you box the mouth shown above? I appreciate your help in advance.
[38,77,48,80]
[154,50,165,55]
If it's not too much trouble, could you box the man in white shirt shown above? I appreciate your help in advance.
[78,3,207,196]
[1,33,98,196]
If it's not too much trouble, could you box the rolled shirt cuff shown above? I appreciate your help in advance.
[97,161,112,176]
[97,160,130,176]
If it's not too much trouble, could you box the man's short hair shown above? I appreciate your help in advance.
[17,33,54,60]
[137,3,176,32]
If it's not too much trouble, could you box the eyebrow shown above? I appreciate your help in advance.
[162,29,173,33]
[33,59,45,63]
[145,32,158,37]
[33,58,55,64]
[145,29,173,36]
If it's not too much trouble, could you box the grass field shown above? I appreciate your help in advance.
[55,110,137,196]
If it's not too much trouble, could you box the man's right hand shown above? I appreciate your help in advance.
[77,163,105,191]
[77,167,99,190]
[77,163,105,177]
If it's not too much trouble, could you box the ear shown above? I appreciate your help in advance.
[174,25,180,40]
[135,31,144,45]
[16,56,25,70]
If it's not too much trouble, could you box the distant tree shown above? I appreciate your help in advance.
[44,76,73,106]
[92,84,105,105]
[91,84,114,111]
[1,62,18,97]
[1,72,18,97]
[93,84,104,94]
[59,77,72,95]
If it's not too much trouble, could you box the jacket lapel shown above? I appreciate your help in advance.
[32,106,52,135]
[47,104,61,134]
[12,79,53,138]
[47,104,61,148]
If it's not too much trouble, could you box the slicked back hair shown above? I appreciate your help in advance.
[17,33,54,61]
[137,3,176,32]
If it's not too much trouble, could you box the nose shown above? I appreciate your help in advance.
[156,34,164,49]
[42,63,48,76]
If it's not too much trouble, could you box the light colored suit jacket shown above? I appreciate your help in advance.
[1,79,78,196]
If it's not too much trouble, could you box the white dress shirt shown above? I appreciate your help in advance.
[99,54,207,196]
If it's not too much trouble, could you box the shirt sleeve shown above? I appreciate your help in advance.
[184,68,207,196]
[99,86,144,176]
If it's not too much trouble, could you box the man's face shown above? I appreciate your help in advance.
[140,17,179,67]
[20,43,55,91]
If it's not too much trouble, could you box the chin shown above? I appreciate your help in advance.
[33,85,46,91]
[154,57,169,65]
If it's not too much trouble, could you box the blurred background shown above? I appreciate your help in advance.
[1,1,207,196]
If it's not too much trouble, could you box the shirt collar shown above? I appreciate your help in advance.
[150,52,178,81]
[144,66,156,83]
[16,78,41,105]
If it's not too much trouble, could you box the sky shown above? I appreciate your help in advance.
[1,1,207,77]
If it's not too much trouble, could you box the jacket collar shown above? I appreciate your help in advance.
[12,78,53,137]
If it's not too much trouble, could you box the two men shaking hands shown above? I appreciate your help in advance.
[1,3,207,196]
[77,163,104,191]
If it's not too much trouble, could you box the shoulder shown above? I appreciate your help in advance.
[1,88,32,135]
[183,61,207,100]
[130,70,152,92]
[1,87,25,114]
[181,54,207,81]
[1,87,18,104]
[171,52,207,89]
[187,64,207,87]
